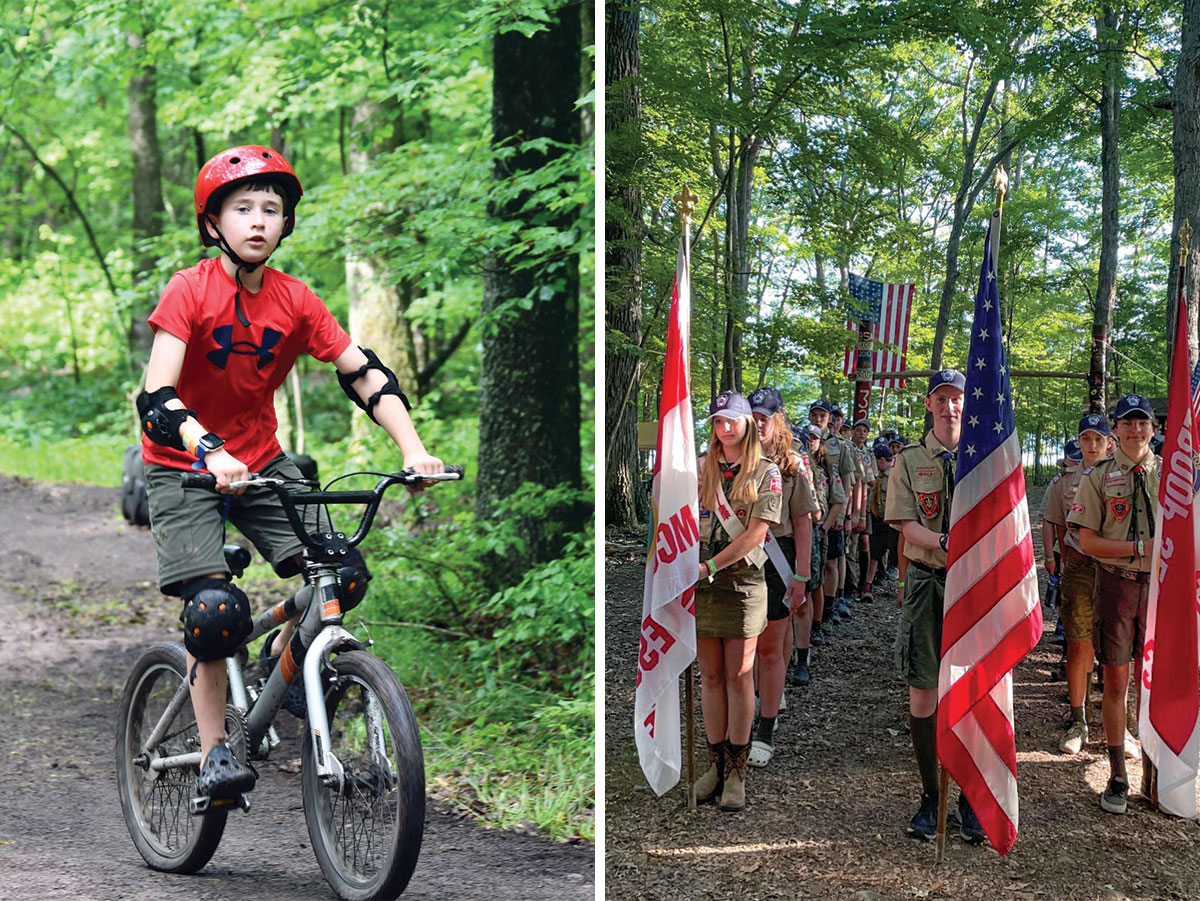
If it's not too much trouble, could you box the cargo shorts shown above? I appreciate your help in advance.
[1093,565,1150,666]
[1059,548,1097,643]
[146,452,317,596]
[895,563,944,690]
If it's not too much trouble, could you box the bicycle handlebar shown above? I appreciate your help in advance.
[179,465,465,552]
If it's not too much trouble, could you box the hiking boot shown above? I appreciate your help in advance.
[1060,721,1089,755]
[826,608,842,626]
[810,624,827,646]
[195,741,256,799]
[887,567,899,581]
[835,598,852,619]
[789,663,811,686]
[906,791,938,841]
[958,794,986,844]
[694,741,724,804]
[1100,778,1128,814]
[718,741,749,811]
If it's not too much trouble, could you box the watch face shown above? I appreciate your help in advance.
[199,433,224,452]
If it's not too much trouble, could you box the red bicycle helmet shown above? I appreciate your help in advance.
[193,145,303,247]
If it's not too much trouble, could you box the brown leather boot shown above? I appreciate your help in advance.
[718,740,749,811]
[693,741,724,803]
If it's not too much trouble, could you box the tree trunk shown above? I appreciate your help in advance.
[344,98,417,443]
[128,32,165,357]
[478,5,584,580]
[603,0,645,531]
[1169,0,1200,371]
[1090,6,1122,413]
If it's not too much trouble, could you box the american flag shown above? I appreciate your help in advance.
[936,211,1043,856]
[842,276,914,388]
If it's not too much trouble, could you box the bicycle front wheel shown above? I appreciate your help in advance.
[115,642,227,872]
[302,650,425,900]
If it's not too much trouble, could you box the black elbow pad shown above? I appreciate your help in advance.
[337,347,411,423]
[136,386,194,451]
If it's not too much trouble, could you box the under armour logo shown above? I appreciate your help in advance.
[207,325,283,370]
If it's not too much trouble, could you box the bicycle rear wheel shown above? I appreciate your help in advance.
[302,650,425,900]
[115,642,227,872]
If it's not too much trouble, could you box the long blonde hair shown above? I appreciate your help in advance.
[700,414,764,510]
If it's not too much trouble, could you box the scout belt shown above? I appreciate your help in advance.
[1098,562,1150,584]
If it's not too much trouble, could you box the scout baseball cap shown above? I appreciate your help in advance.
[798,424,822,441]
[830,406,844,419]
[748,386,784,416]
[873,441,893,460]
[1112,394,1154,420]
[809,399,833,413]
[708,390,752,420]
[1077,412,1113,438]
[927,369,966,396]
[1064,438,1082,461]
[852,417,869,429]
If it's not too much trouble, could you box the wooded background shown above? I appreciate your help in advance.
[1,0,595,840]
[605,0,1200,530]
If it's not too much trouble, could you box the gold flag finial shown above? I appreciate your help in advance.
[1180,219,1193,268]
[993,166,1009,204]
[674,184,699,225]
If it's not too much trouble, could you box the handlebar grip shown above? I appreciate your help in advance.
[180,473,217,489]
[444,464,465,476]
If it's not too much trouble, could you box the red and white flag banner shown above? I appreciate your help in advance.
[1138,294,1200,818]
[634,239,699,796]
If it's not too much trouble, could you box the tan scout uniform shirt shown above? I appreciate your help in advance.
[698,456,783,565]
[770,452,820,538]
[869,466,889,518]
[853,443,873,483]
[823,430,858,491]
[1066,447,1159,572]
[1042,468,1088,555]
[884,431,957,569]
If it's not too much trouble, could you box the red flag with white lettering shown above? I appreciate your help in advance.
[634,238,699,796]
[1138,292,1200,817]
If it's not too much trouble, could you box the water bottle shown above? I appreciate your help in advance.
[1045,572,1060,610]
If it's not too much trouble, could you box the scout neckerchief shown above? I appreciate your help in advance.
[1127,453,1155,546]
[922,433,956,537]
[712,466,779,576]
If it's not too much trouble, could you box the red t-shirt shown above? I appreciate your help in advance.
[143,257,352,472]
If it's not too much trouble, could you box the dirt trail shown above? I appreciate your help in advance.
[0,475,593,900]
[604,486,1200,901]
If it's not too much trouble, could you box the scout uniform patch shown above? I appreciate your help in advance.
[1109,497,1131,521]
[917,492,940,519]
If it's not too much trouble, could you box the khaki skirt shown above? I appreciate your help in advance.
[696,551,768,639]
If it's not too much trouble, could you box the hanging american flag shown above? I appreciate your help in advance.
[937,210,1043,856]
[842,276,914,388]
[1137,278,1200,818]
[634,237,700,796]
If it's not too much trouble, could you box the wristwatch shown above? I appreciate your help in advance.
[197,432,225,454]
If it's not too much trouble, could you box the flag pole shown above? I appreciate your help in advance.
[675,183,700,812]
[936,165,1009,864]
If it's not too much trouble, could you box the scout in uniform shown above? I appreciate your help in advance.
[884,369,985,844]
[863,439,893,598]
[1042,416,1114,754]
[809,401,856,622]
[798,423,846,652]
[1066,394,1159,815]
[695,390,783,811]
[849,417,875,602]
[747,387,817,762]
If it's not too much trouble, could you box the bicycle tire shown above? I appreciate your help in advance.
[302,650,425,900]
[115,642,227,873]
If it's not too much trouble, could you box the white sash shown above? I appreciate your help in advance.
[713,480,793,584]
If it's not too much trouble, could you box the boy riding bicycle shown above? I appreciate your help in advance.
[137,145,442,804]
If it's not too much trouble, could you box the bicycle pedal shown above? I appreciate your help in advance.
[190,793,251,816]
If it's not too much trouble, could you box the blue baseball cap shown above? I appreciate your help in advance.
[927,368,967,396]
[830,406,845,419]
[873,441,893,460]
[708,390,752,420]
[748,386,784,416]
[808,399,834,414]
[1077,412,1113,438]
[1064,438,1082,461]
[797,424,822,442]
[1112,394,1154,420]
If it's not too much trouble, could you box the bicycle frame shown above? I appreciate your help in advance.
[136,468,461,792]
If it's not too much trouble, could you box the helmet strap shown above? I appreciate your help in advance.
[207,221,270,328]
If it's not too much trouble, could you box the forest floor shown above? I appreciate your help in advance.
[0,475,593,900]
[604,485,1200,901]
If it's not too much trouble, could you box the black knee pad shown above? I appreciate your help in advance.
[180,578,252,662]
[337,548,372,611]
